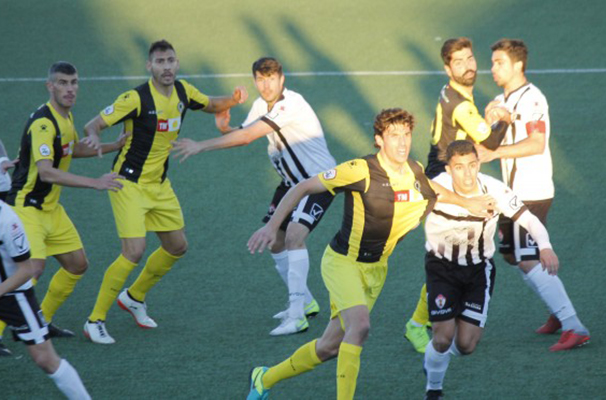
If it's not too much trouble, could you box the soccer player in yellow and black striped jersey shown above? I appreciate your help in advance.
[245,108,494,400]
[0,62,125,349]
[405,37,513,354]
[81,40,248,344]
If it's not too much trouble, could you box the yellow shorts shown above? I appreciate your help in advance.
[12,204,83,259]
[109,179,184,238]
[321,246,388,322]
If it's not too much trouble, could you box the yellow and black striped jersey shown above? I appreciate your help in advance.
[426,81,491,178]
[101,79,209,184]
[318,153,436,263]
[7,103,78,211]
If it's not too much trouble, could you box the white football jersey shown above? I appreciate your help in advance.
[425,172,525,265]
[0,139,11,192]
[243,88,336,187]
[0,201,32,291]
[493,83,554,201]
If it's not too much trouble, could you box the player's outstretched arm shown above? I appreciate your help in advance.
[215,109,235,134]
[248,177,327,254]
[516,210,559,275]
[36,160,124,191]
[430,181,495,218]
[0,259,37,297]
[171,119,273,162]
[82,115,110,157]
[203,86,248,114]
[74,129,130,158]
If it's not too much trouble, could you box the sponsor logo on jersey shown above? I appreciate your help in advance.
[61,141,74,158]
[435,294,446,309]
[157,117,181,132]
[39,144,51,157]
[509,195,519,209]
[394,190,410,202]
[103,105,115,116]
[465,302,482,311]
[323,169,337,180]
[526,233,538,248]
[310,204,324,221]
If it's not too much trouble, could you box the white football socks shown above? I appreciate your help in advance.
[272,250,289,287]
[287,249,312,319]
[48,359,91,400]
[424,340,451,391]
[521,264,587,333]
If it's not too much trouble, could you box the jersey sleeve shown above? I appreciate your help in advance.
[242,100,264,128]
[29,118,57,163]
[491,178,527,219]
[181,80,210,110]
[318,159,370,195]
[522,95,548,135]
[100,90,141,127]
[1,208,31,262]
[452,100,491,142]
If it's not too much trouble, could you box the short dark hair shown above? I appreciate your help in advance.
[373,108,415,148]
[445,140,478,162]
[252,57,283,77]
[48,61,77,81]
[491,38,528,72]
[149,40,175,59]
[441,37,473,65]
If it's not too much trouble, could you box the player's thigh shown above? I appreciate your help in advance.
[45,205,83,259]
[459,259,496,329]
[455,319,483,354]
[263,182,290,232]
[109,180,148,238]
[145,179,184,234]
[425,253,463,324]
[53,248,88,275]
[11,206,50,259]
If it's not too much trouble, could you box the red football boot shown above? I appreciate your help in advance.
[549,330,590,352]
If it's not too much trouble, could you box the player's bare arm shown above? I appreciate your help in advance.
[82,115,110,157]
[172,119,273,162]
[36,159,124,191]
[73,129,130,158]
[0,259,37,297]
[516,209,559,275]
[248,176,327,254]
[1,158,19,174]
[203,86,248,114]
[476,129,546,163]
[431,180,495,217]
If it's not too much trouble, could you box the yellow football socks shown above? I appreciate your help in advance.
[336,342,362,400]
[40,268,83,322]
[263,339,322,389]
[128,247,181,302]
[89,255,137,321]
[411,284,429,326]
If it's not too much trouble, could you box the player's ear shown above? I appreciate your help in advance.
[146,60,152,72]
[514,60,524,74]
[444,64,453,80]
[445,164,452,176]
[279,73,285,86]
[374,133,384,149]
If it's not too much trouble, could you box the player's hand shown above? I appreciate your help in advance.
[540,248,559,275]
[248,225,277,254]
[215,109,232,134]
[95,172,124,192]
[171,138,203,163]
[232,86,248,104]
[485,106,511,125]
[474,143,497,163]
[115,127,131,148]
[81,133,102,158]
[484,100,503,115]
[1,158,19,174]
[466,194,496,218]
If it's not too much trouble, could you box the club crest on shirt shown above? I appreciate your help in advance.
[323,169,337,180]
[178,102,184,113]
[39,144,51,157]
[435,294,446,309]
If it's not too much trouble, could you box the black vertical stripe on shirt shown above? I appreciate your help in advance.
[465,228,475,266]
[278,157,299,185]
[330,191,356,257]
[261,116,310,180]
[478,220,487,261]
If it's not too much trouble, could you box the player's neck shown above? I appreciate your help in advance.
[450,80,474,98]
[151,79,174,98]
[504,75,528,97]
[48,98,71,119]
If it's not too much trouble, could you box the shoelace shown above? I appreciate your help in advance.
[97,322,109,337]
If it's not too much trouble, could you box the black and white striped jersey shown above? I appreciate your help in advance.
[243,88,336,187]
[0,200,32,291]
[425,172,526,266]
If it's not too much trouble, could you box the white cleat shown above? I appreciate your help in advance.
[117,290,158,329]
[84,320,115,345]
[270,317,309,336]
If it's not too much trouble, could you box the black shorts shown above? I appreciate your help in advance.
[0,288,49,345]
[499,199,552,263]
[0,191,7,201]
[263,182,334,232]
[426,252,496,327]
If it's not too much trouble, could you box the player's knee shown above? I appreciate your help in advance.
[432,335,454,353]
[167,238,188,257]
[316,338,340,361]
[31,349,56,373]
[346,320,371,345]
[457,341,477,355]
[284,231,307,250]
[71,257,89,275]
